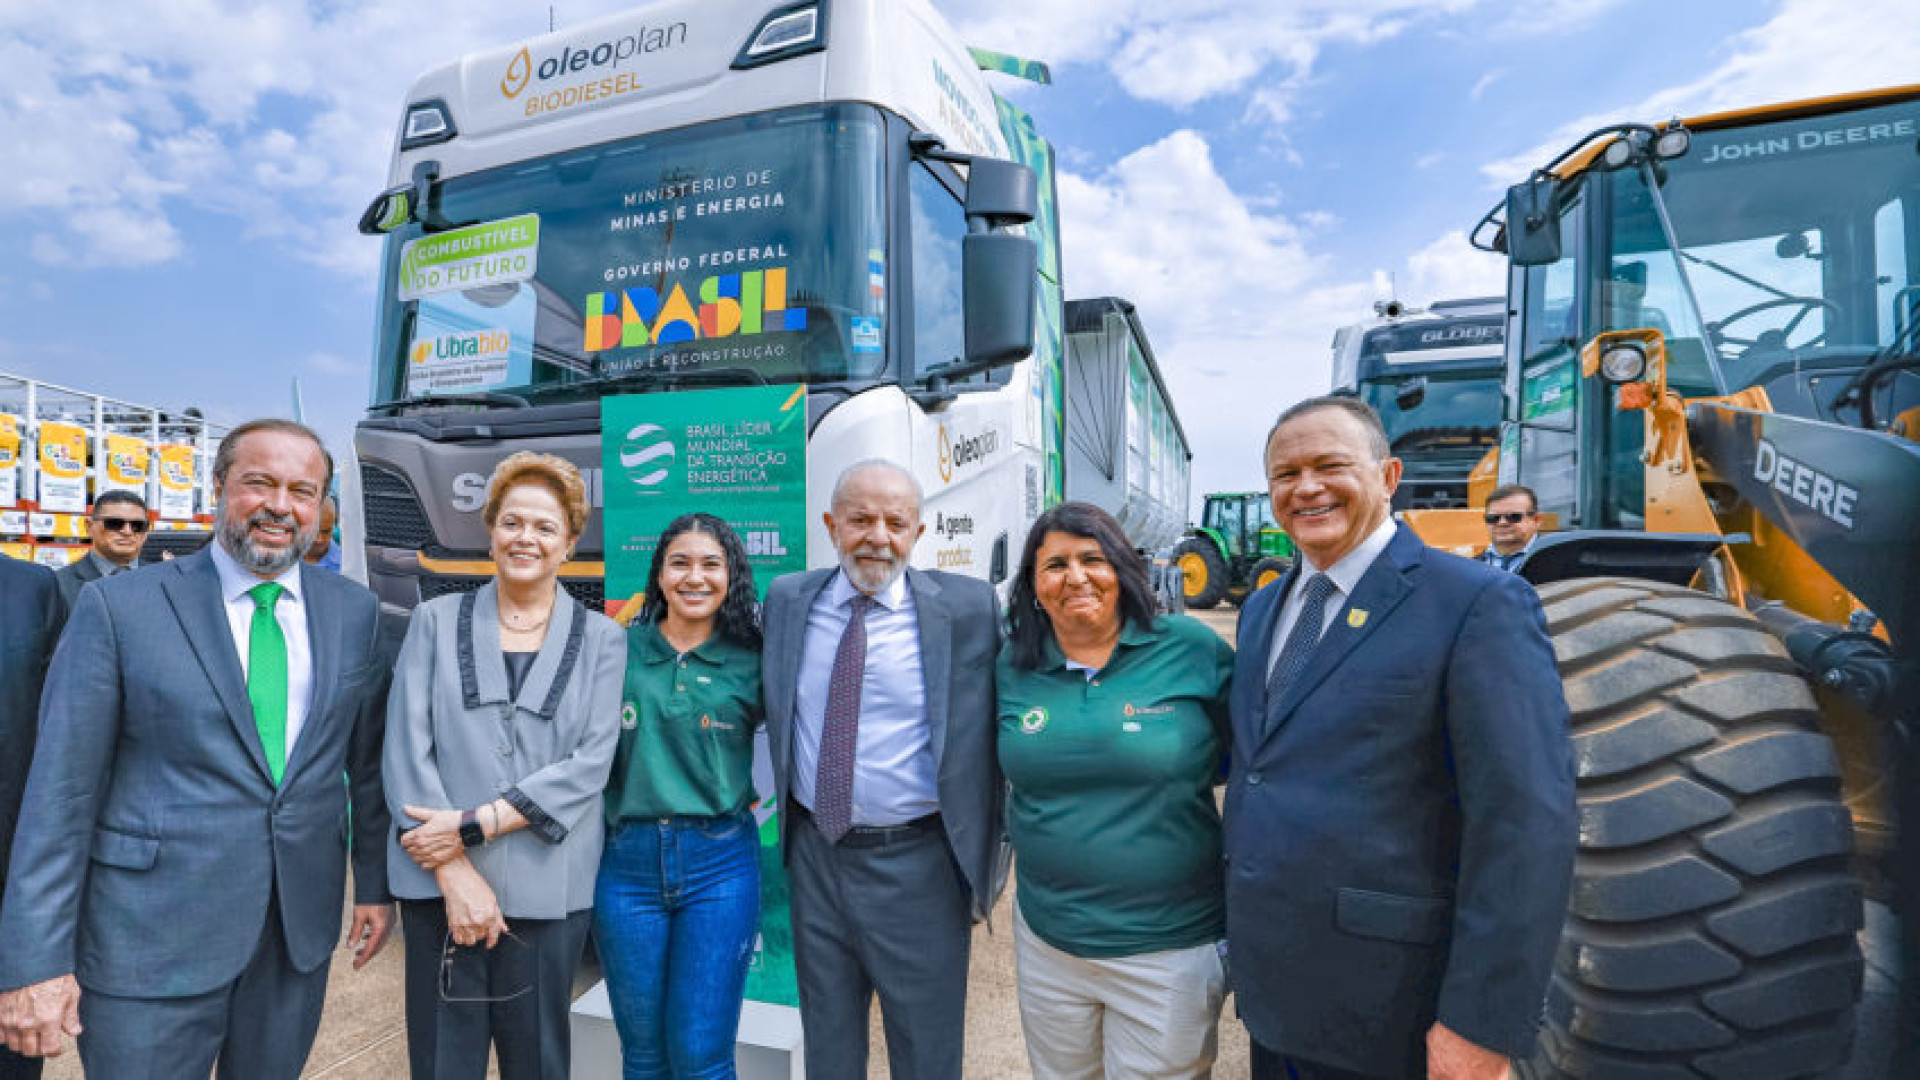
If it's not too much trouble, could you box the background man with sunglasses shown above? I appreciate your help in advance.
[53,491,151,615]
[1477,485,1540,573]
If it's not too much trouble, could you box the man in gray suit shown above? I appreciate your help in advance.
[52,489,151,615]
[0,419,393,1078]
[762,460,1003,1080]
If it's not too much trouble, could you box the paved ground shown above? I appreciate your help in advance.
[39,607,1904,1078]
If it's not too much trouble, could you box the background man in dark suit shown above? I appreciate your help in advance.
[761,460,1003,1080]
[52,489,150,614]
[0,552,61,1080]
[0,419,393,1079]
[1226,397,1574,1079]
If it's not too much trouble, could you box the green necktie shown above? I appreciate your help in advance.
[247,582,289,785]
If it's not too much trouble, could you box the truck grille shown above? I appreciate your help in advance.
[361,462,436,549]
[418,574,606,612]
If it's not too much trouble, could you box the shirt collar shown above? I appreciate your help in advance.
[1304,516,1398,596]
[825,564,910,613]
[1037,615,1157,672]
[636,618,732,666]
[210,539,304,606]
[88,550,132,576]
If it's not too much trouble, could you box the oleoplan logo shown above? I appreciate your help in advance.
[500,22,687,103]
[583,267,806,352]
[619,423,675,492]
[501,48,533,98]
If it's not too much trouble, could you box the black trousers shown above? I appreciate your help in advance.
[1249,1037,1394,1080]
[399,899,591,1080]
[0,1046,41,1080]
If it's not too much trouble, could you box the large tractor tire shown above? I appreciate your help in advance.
[1524,578,1863,1080]
[1174,538,1228,610]
[1248,556,1292,596]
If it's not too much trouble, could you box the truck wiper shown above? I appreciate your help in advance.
[367,391,532,414]
[582,366,769,390]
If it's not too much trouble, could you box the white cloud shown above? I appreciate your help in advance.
[1056,130,1379,498]
[0,1,589,273]
[1484,0,1920,185]
[949,0,1474,127]
[1400,230,1506,306]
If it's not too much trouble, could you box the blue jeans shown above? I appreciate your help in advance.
[594,813,761,1080]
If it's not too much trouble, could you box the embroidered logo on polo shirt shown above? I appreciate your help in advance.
[1019,706,1048,734]
[621,702,638,729]
[1122,703,1174,718]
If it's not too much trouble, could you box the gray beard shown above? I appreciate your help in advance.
[218,506,316,576]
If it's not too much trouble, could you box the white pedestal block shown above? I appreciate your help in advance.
[570,980,805,1079]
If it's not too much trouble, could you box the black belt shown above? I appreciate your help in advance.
[790,802,942,848]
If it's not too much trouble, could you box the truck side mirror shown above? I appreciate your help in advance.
[1505,173,1563,267]
[1395,376,1428,412]
[962,232,1038,369]
[962,158,1037,227]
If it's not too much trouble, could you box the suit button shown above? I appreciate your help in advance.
[1247,772,1263,785]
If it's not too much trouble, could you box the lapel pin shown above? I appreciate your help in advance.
[1346,608,1369,629]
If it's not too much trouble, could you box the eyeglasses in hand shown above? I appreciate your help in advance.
[439,927,533,1004]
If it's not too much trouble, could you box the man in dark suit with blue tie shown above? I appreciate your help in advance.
[0,419,393,1078]
[0,552,61,1080]
[1226,396,1574,1080]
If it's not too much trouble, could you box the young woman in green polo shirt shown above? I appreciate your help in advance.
[594,512,765,1079]
[999,502,1235,1080]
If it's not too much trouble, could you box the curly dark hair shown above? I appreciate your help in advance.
[1006,502,1155,671]
[641,513,762,648]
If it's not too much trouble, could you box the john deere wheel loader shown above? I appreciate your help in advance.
[1406,85,1919,1079]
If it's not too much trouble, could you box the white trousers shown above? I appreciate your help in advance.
[1013,902,1227,1080]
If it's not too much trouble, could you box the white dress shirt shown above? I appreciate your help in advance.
[210,541,315,754]
[1268,517,1399,682]
[791,568,938,826]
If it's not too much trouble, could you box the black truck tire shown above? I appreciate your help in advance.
[1174,538,1228,610]
[1524,577,1863,1080]
[1249,556,1292,595]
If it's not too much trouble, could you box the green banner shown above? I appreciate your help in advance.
[602,385,809,610]
[602,385,808,1008]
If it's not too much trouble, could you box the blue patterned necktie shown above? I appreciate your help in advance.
[1264,573,1338,722]
[813,592,876,843]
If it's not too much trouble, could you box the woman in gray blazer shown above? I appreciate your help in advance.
[383,452,624,1080]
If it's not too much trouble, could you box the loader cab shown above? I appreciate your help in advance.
[1495,91,1920,533]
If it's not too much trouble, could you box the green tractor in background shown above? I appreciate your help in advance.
[1174,492,1296,609]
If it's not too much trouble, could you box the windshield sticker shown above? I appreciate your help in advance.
[398,214,540,302]
[851,317,882,354]
[868,249,885,302]
[408,284,538,395]
[1521,359,1575,420]
[584,267,806,352]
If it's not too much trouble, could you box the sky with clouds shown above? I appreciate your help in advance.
[0,0,1914,511]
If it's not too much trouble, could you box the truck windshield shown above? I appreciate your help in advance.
[368,104,886,406]
[1356,321,1504,453]
[1603,98,1918,400]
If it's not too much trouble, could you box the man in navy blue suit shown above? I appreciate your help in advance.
[1225,396,1574,1079]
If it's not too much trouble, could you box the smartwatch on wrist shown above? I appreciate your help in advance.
[459,808,486,848]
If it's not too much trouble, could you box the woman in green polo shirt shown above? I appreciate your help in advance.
[999,501,1236,1080]
[594,512,765,1079]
